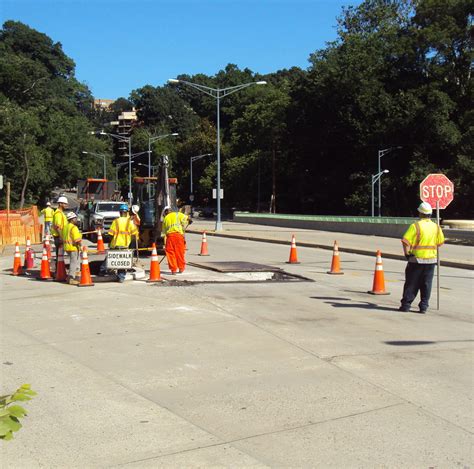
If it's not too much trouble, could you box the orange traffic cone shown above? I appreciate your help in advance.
[12,242,23,276]
[147,243,162,283]
[286,234,300,264]
[55,245,67,282]
[78,246,94,287]
[367,250,390,295]
[96,229,105,253]
[44,235,52,260]
[198,231,210,256]
[327,240,344,275]
[37,246,53,281]
[23,236,35,270]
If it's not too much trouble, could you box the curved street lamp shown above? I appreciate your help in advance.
[168,78,266,231]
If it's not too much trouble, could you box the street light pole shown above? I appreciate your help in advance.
[371,170,389,217]
[377,146,401,217]
[168,79,266,231]
[190,153,212,195]
[82,151,107,179]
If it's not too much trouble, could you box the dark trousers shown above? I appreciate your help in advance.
[401,263,436,311]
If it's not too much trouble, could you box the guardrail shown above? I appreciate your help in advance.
[233,212,417,239]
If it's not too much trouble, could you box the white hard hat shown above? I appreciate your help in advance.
[418,202,432,215]
[57,196,68,204]
[66,211,77,220]
[46,201,51,206]
[131,204,140,214]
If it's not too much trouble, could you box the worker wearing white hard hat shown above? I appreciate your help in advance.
[62,212,82,284]
[399,201,445,314]
[51,196,69,269]
[161,205,192,274]
[41,201,55,236]
[130,204,141,227]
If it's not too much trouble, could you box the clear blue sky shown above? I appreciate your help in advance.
[2,0,361,99]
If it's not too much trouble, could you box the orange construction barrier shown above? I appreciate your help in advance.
[12,242,23,276]
[23,236,35,270]
[37,246,53,281]
[55,245,67,282]
[198,231,210,256]
[78,246,94,287]
[147,243,162,283]
[96,229,105,253]
[327,240,344,275]
[44,234,52,260]
[367,250,390,295]
[286,234,300,264]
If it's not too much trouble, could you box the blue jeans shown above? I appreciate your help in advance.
[44,221,51,235]
[401,263,436,311]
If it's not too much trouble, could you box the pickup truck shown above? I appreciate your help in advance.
[76,201,122,239]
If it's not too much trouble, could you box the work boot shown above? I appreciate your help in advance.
[68,278,79,285]
[398,306,410,312]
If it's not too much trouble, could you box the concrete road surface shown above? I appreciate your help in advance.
[1,229,473,467]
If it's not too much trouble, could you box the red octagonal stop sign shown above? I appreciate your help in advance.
[420,173,454,209]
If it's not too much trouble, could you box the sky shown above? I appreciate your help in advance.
[2,0,362,99]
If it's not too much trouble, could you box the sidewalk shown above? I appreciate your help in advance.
[188,219,474,270]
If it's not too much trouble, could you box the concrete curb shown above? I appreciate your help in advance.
[188,229,474,271]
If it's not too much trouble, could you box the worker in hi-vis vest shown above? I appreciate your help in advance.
[399,202,445,314]
[63,212,82,285]
[41,202,55,235]
[107,203,138,283]
[161,206,192,274]
[51,196,69,268]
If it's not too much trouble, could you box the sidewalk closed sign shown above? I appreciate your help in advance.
[106,250,133,269]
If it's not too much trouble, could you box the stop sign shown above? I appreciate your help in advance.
[420,173,454,209]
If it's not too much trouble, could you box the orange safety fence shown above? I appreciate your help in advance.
[0,206,42,246]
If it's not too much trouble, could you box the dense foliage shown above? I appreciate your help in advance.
[1,0,472,217]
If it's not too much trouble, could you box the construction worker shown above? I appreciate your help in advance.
[51,196,69,265]
[107,203,138,283]
[41,202,54,235]
[63,212,82,285]
[162,206,192,274]
[130,205,141,227]
[399,202,445,314]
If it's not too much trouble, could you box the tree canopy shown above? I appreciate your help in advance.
[1,0,472,217]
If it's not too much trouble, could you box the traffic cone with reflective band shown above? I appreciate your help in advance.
[147,243,162,283]
[55,245,67,282]
[286,234,300,264]
[12,243,23,276]
[23,236,35,270]
[367,250,390,295]
[44,235,52,260]
[78,246,94,287]
[327,240,344,275]
[198,232,209,256]
[37,246,53,281]
[96,229,105,253]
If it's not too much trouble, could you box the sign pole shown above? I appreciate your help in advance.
[436,200,440,310]
[6,181,10,222]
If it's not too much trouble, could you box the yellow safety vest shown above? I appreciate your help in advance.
[402,218,445,260]
[108,216,138,248]
[62,223,82,252]
[162,211,189,235]
[41,207,55,222]
[51,209,68,238]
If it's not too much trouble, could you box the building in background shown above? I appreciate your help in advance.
[113,109,137,158]
[93,98,115,110]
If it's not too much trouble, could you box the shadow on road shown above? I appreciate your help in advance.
[385,339,474,346]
